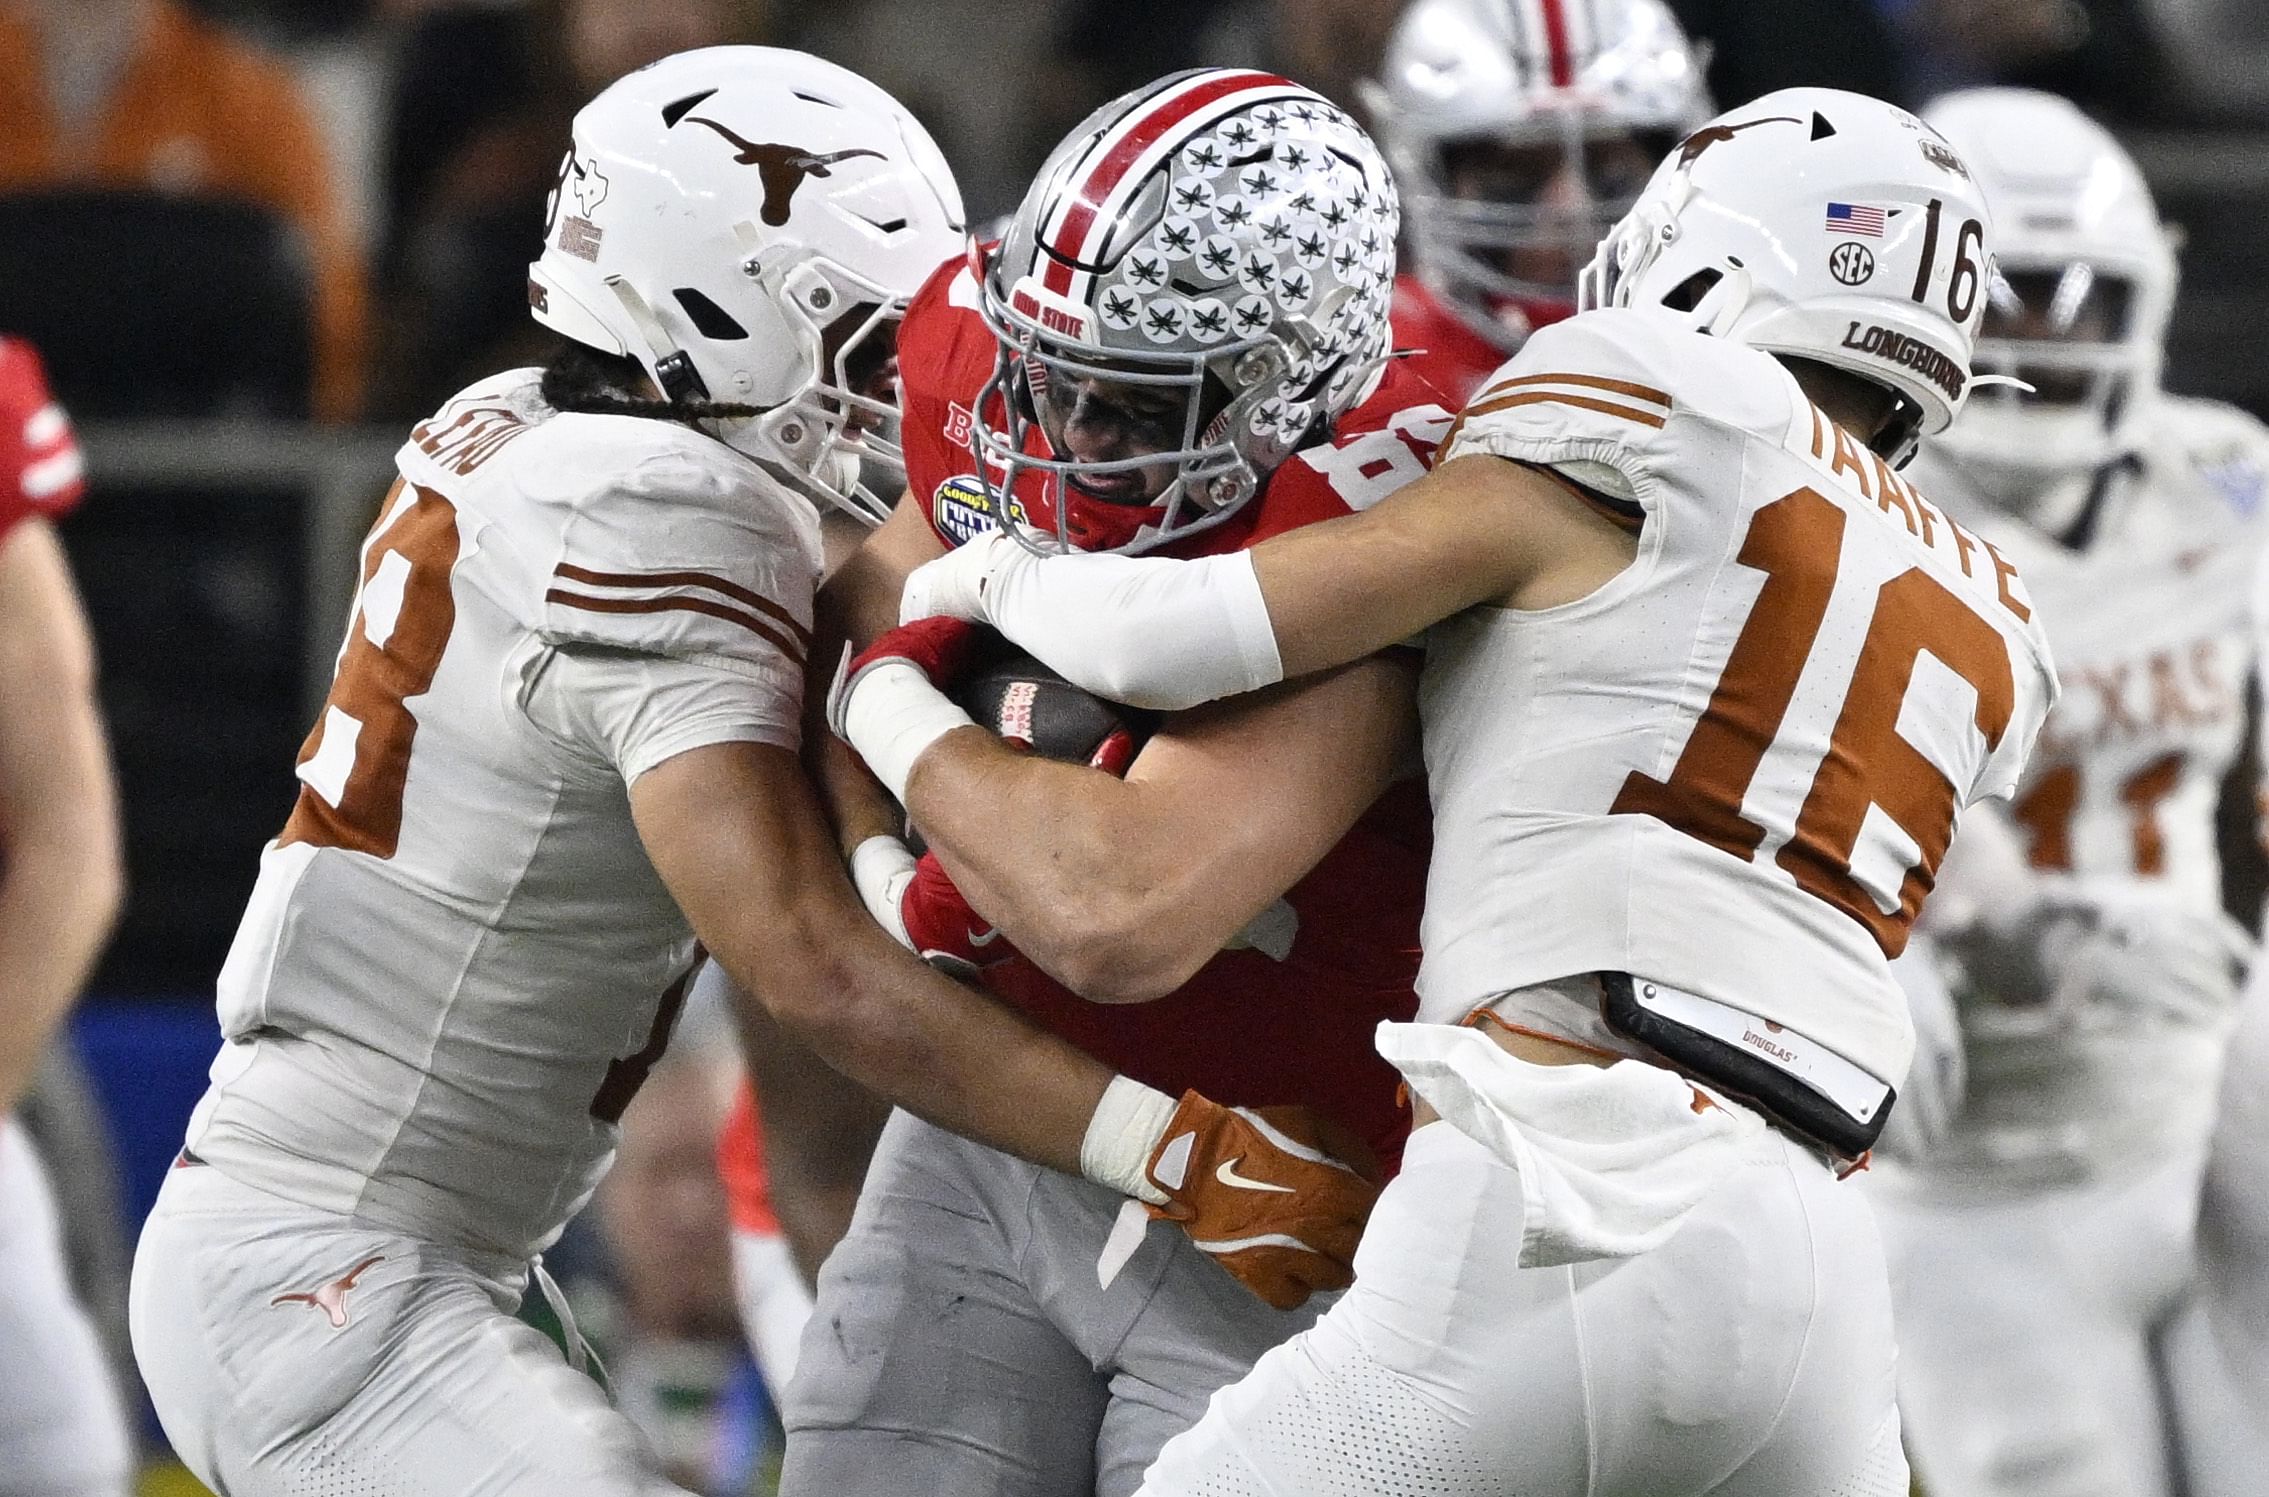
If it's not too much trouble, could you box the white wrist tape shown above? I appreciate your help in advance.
[1080,1074,1177,1205]
[899,529,1018,625]
[848,835,919,948]
[837,660,975,802]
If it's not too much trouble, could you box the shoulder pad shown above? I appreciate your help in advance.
[538,432,820,679]
[1442,309,1787,487]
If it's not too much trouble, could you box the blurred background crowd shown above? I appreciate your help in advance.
[4,0,2267,1490]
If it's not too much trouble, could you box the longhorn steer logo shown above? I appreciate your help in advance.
[682,116,886,225]
[1675,116,1803,168]
[271,1254,386,1330]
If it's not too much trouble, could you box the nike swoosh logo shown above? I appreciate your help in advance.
[1214,1157,1295,1193]
[967,924,1003,948]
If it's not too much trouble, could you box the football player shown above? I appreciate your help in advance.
[873,88,2060,1494]
[1364,0,1711,398]
[1870,88,2269,1497]
[0,337,134,1497]
[124,49,1372,1497]
[787,69,1453,1497]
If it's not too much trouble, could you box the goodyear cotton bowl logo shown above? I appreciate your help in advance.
[934,473,1027,545]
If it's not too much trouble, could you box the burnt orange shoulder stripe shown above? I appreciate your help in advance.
[1471,370,1672,408]
[545,588,805,664]
[1462,390,1670,429]
[551,563,811,646]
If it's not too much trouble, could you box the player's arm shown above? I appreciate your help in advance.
[0,518,122,1112]
[901,657,1417,1003]
[902,452,1632,709]
[632,742,1378,1308]
[806,491,946,856]
[730,986,888,1282]
[636,739,1108,1174]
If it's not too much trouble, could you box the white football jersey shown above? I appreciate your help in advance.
[1910,394,2269,1185]
[185,371,819,1260]
[1422,308,2058,1091]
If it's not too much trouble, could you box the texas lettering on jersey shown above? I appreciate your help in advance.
[890,255,1462,1165]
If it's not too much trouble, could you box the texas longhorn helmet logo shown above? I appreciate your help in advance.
[680,115,886,226]
[1675,115,1805,168]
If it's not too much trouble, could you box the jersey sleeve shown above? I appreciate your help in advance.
[1437,312,1684,504]
[0,339,86,545]
[523,640,802,783]
[539,444,817,689]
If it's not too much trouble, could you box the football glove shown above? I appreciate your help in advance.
[1142,1090,1380,1311]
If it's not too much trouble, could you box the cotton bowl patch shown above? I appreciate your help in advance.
[933,473,1027,545]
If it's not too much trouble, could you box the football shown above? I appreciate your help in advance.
[949,637,1156,771]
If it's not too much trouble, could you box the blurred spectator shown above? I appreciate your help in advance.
[1885,0,2171,122]
[593,1047,754,1492]
[2138,0,2269,122]
[0,0,372,419]
[374,0,764,418]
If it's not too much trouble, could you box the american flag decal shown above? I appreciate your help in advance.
[1825,202,1886,238]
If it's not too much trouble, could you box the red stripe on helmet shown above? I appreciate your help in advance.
[1041,70,1301,295]
[1538,0,1575,87]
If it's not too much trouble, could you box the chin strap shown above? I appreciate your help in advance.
[604,276,711,402]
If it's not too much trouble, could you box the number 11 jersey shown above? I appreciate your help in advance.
[1422,308,2059,1090]
[185,371,815,1261]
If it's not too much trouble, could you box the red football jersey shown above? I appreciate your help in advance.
[717,1076,783,1238]
[0,339,86,545]
[1387,276,1514,407]
[892,257,1465,1168]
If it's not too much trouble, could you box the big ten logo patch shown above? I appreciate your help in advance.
[934,473,1027,546]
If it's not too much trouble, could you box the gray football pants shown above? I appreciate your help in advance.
[779,1110,1322,1497]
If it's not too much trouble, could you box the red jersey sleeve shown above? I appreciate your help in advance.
[0,339,86,545]
[1229,359,1457,549]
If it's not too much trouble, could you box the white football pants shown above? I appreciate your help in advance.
[1135,1118,1908,1496]
[1872,1156,2200,1497]
[130,1159,690,1496]
[2162,966,2269,1497]
[0,1119,134,1497]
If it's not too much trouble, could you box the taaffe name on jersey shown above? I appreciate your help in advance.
[934,473,1029,546]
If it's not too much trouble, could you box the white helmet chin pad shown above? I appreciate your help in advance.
[528,46,966,523]
[1584,87,1997,443]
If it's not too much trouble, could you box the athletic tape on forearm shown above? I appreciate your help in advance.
[1080,1074,1176,1205]
[986,548,1286,712]
[839,661,976,802]
[848,835,918,948]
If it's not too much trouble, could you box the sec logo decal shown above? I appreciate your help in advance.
[1829,242,1876,287]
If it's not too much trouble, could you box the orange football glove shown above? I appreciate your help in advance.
[1142,1091,1381,1310]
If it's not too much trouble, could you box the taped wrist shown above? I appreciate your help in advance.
[848,836,918,947]
[1080,1074,1176,1205]
[838,660,976,802]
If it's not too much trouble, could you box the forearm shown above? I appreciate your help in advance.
[907,543,1287,710]
[738,901,1110,1175]
[0,831,120,1111]
[904,730,1202,996]
[733,996,887,1283]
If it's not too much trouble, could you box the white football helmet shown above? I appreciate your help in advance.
[1365,0,1710,352]
[1923,88,2177,504]
[974,68,1399,554]
[529,46,966,522]
[1585,87,1997,462]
